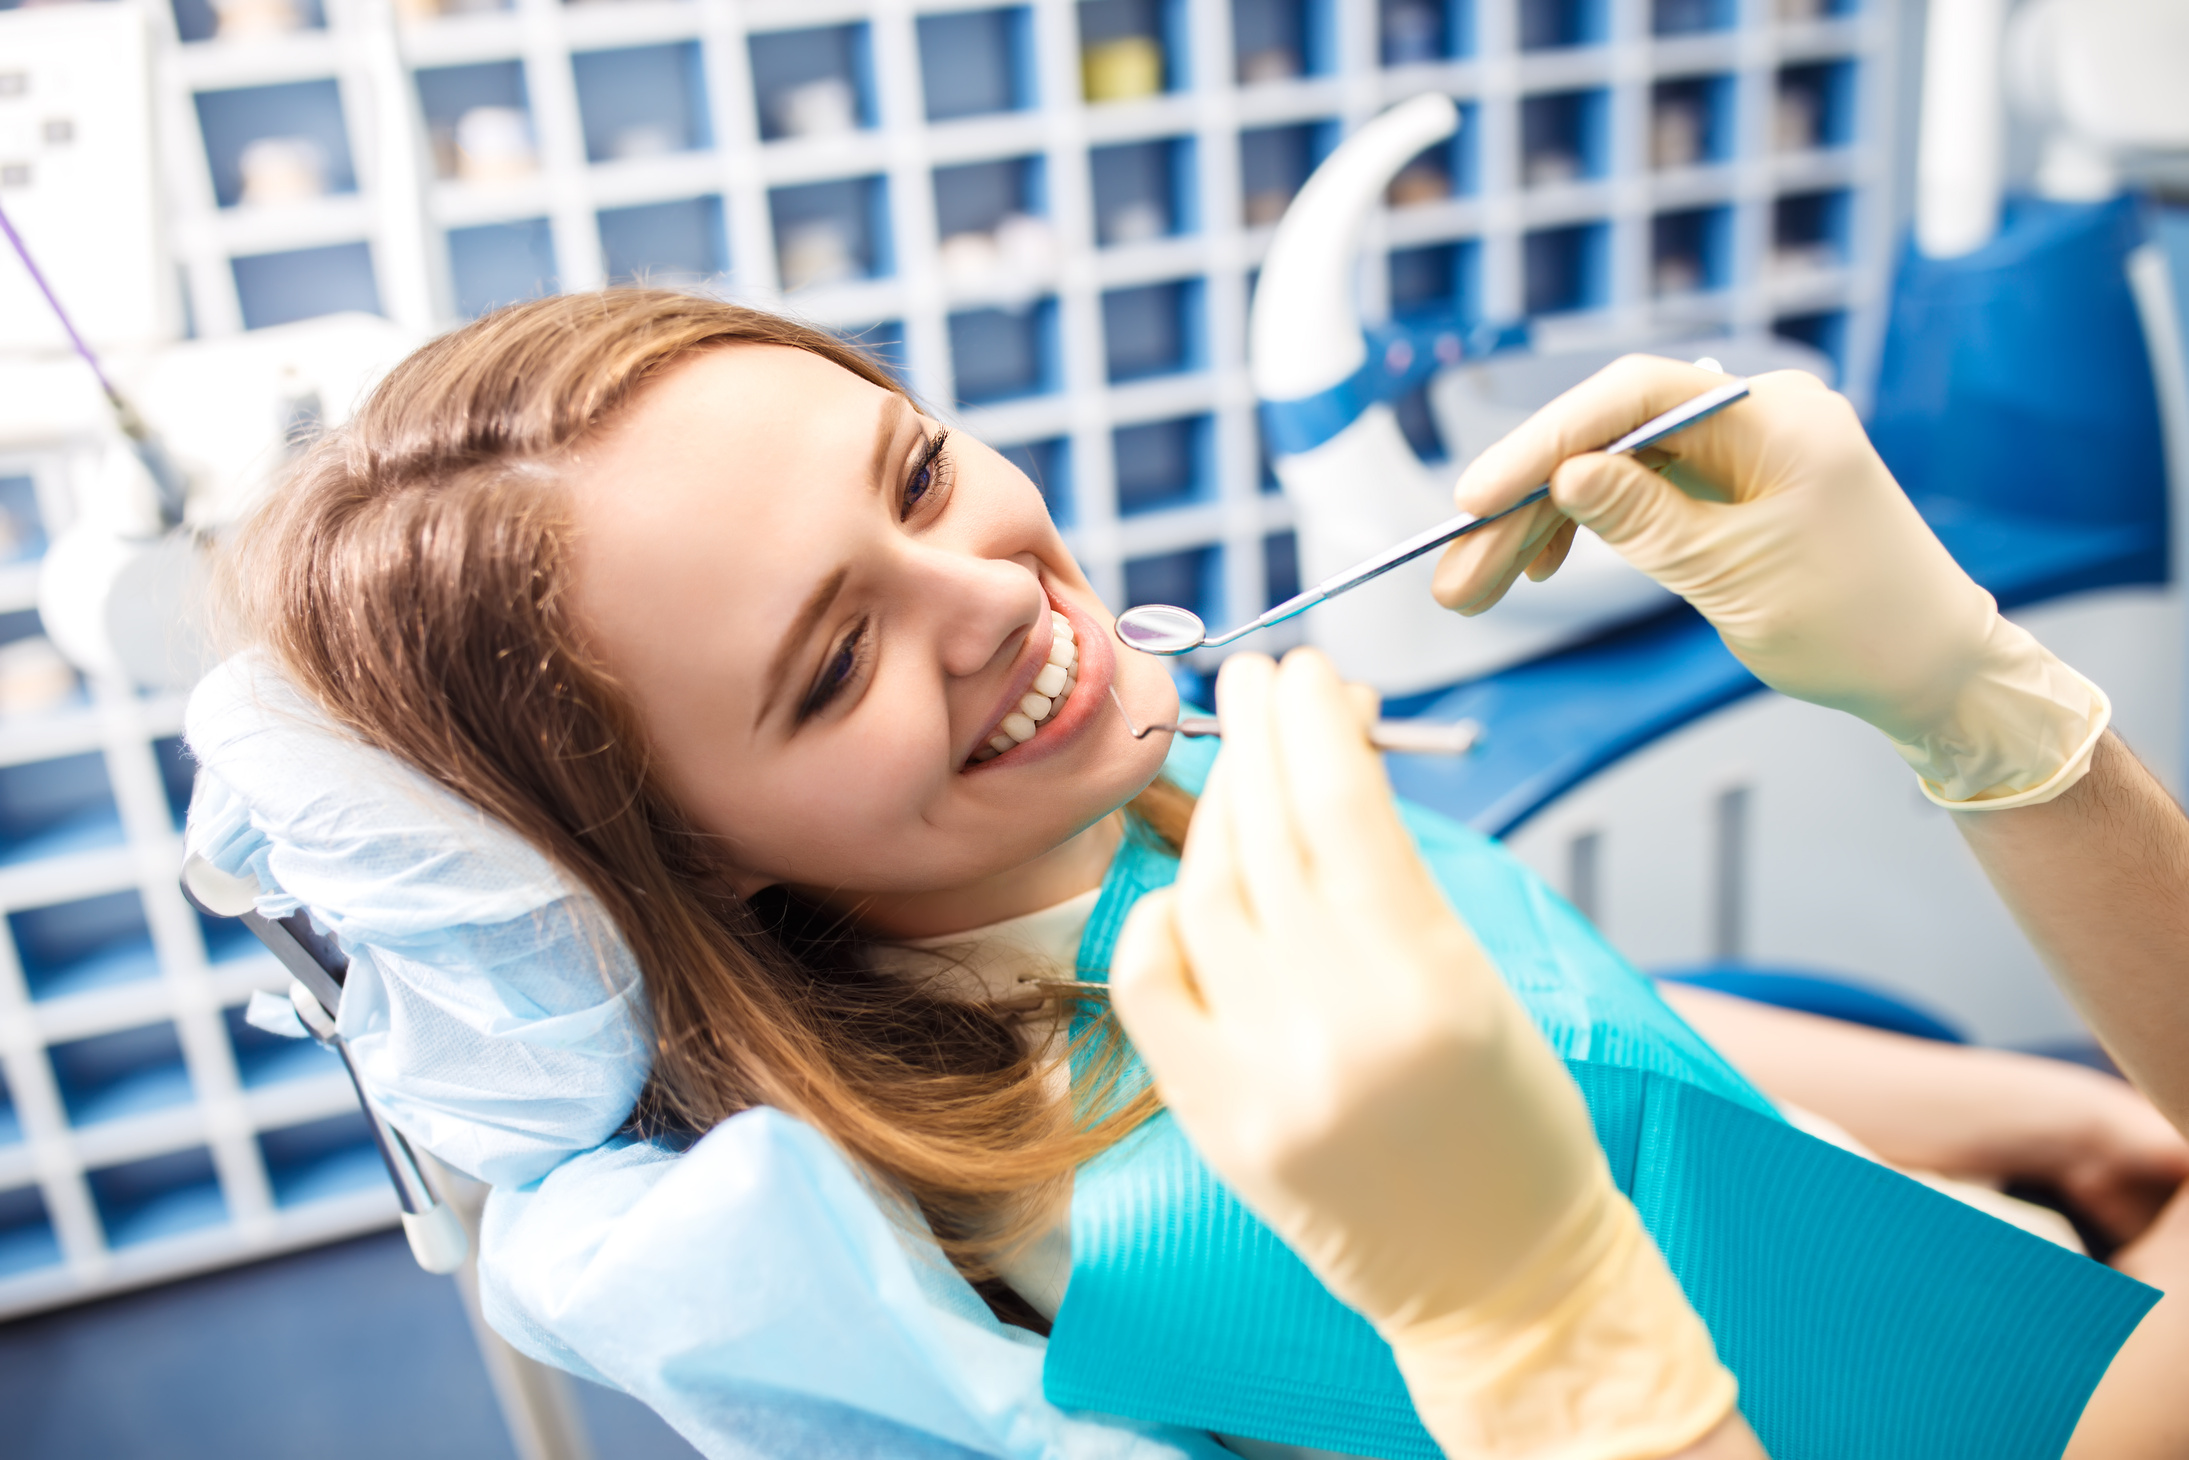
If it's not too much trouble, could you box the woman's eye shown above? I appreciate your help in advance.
[902,429,950,518]
[799,622,867,723]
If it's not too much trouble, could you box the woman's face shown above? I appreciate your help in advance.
[564,343,1180,915]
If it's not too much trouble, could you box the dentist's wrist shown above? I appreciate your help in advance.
[1883,621,2111,811]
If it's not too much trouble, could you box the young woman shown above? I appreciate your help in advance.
[192,289,2186,1459]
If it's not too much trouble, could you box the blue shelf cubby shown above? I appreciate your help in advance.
[1090,137,1196,246]
[1652,74,1736,170]
[1519,0,1607,50]
[169,0,326,44]
[257,1111,384,1209]
[0,608,84,720]
[0,1186,59,1278]
[0,475,48,564]
[449,219,559,319]
[1078,0,1189,103]
[1390,239,1481,320]
[1653,0,1734,36]
[597,196,725,287]
[1232,0,1335,84]
[1380,0,1471,64]
[231,242,382,331]
[195,906,269,971]
[0,751,122,868]
[11,890,161,1003]
[1774,310,1848,379]
[1101,278,1205,382]
[935,156,1046,241]
[87,1147,227,1250]
[153,736,195,831]
[1114,414,1213,515]
[749,23,874,142]
[1263,529,1300,607]
[1777,60,1857,153]
[221,1003,338,1090]
[918,8,1035,123]
[49,1022,195,1128]
[1521,88,1609,188]
[1123,545,1221,623]
[770,176,891,290]
[1775,188,1853,271]
[1654,205,1734,295]
[950,301,1061,405]
[572,43,711,164]
[194,80,355,209]
[1240,121,1338,227]
[414,61,534,184]
[1525,221,1610,315]
[999,439,1072,526]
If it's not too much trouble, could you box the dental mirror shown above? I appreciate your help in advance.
[1113,377,1751,658]
[1114,604,1210,656]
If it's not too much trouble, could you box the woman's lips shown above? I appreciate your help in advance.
[964,601,1057,759]
[962,590,1115,772]
[969,609,1081,763]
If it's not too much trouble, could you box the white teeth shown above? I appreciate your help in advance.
[969,609,1088,766]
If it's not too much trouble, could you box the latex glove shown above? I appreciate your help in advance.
[1431,357,2110,808]
[1111,648,1737,1459]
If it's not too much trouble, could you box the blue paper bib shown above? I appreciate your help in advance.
[1048,743,2154,1459]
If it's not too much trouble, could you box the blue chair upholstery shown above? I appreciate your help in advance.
[1654,964,1970,1045]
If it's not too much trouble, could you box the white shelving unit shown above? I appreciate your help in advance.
[0,0,1907,1317]
[0,440,394,1321]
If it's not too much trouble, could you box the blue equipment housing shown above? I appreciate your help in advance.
[1256,309,1530,458]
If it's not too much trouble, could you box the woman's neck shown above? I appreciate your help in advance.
[830,812,1126,940]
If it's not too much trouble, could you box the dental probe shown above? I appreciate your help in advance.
[1113,377,1752,657]
[1109,687,1483,755]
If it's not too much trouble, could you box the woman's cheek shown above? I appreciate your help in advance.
[746,734,946,875]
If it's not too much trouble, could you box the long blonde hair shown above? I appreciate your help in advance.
[226,290,1183,1322]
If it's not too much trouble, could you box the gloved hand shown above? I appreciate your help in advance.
[1110,648,1739,1459]
[1431,357,2110,808]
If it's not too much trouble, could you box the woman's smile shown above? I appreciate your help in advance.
[964,587,1115,773]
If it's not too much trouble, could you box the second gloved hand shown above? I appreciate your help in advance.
[1111,648,1739,1459]
[1431,358,2109,809]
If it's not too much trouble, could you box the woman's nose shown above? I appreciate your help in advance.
[913,548,1049,681]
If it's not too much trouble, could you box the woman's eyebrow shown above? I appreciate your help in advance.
[869,393,910,495]
[760,566,848,728]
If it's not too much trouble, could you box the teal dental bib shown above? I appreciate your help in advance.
[1046,740,2155,1460]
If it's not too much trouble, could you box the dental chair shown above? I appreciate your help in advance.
[178,858,600,1460]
